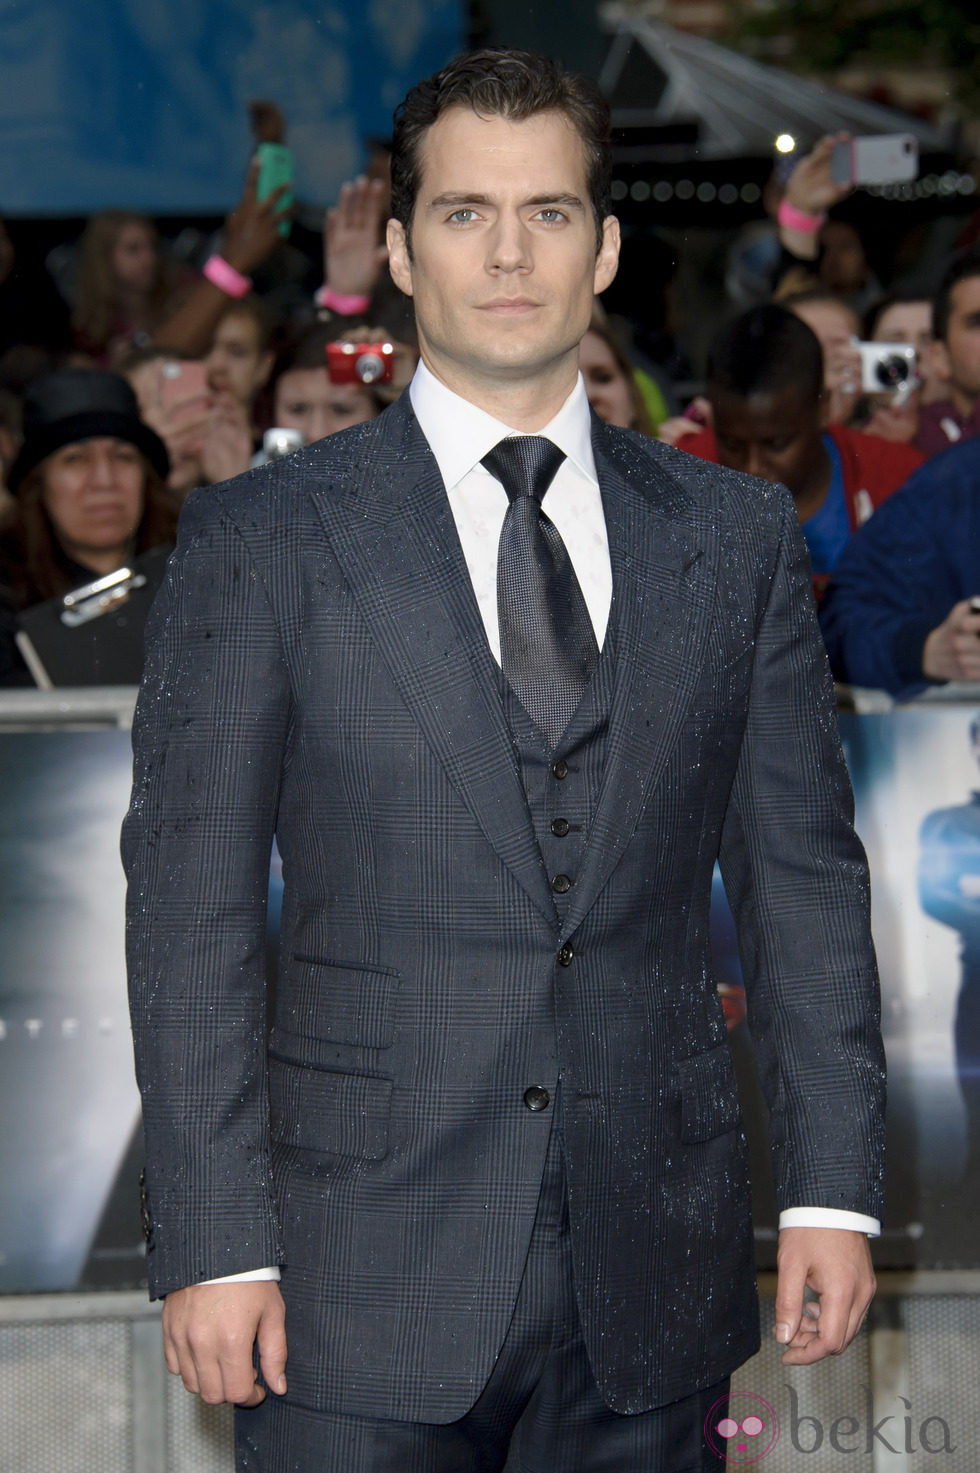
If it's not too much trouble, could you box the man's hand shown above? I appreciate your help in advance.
[773,1227,875,1365]
[162,1280,287,1406]
[922,600,980,684]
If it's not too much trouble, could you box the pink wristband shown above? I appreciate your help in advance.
[315,285,371,315]
[777,199,827,234]
[203,253,252,298]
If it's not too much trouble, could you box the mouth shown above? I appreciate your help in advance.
[478,298,540,315]
[82,501,128,518]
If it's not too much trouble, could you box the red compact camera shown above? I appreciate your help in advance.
[325,340,394,386]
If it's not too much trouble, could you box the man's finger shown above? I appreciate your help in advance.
[257,1303,289,1396]
[772,1258,806,1346]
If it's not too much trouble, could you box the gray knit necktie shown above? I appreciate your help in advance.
[483,436,599,747]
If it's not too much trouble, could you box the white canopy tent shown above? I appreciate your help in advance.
[598,7,952,160]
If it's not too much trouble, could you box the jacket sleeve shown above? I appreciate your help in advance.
[719,488,886,1219]
[819,455,977,700]
[122,487,291,1297]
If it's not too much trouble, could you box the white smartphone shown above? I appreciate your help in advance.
[830,134,918,186]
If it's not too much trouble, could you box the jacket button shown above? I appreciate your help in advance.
[552,759,568,780]
[551,818,570,837]
[551,873,571,894]
[523,1086,551,1111]
[558,943,574,966]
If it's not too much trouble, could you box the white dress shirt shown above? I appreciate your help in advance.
[205,369,877,1285]
[410,358,611,663]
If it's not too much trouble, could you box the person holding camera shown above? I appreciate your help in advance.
[675,303,922,601]
[854,292,936,447]
[257,320,416,456]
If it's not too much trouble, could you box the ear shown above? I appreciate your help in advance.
[386,219,414,298]
[593,215,620,296]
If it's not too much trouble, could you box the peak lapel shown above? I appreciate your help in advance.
[306,400,557,927]
[563,426,718,935]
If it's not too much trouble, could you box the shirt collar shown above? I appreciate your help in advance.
[409,359,597,492]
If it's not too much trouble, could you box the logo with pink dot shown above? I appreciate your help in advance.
[704,1391,780,1464]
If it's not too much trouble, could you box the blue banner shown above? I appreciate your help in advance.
[0,0,462,214]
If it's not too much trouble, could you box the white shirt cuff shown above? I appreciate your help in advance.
[779,1207,880,1237]
[198,1266,281,1284]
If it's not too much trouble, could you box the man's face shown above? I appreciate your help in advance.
[711,383,827,503]
[934,275,980,412]
[386,107,619,408]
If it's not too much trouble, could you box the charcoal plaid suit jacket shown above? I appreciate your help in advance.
[124,394,885,1420]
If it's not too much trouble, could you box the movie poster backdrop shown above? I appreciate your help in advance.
[0,706,976,1291]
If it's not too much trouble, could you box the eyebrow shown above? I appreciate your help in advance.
[427,191,586,212]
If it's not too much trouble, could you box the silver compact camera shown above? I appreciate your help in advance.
[854,340,917,394]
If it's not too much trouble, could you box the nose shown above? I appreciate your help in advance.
[745,445,767,480]
[88,446,117,487]
[487,213,531,274]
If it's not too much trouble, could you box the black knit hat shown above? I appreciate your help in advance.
[8,369,170,493]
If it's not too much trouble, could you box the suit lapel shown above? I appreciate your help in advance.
[564,423,719,934]
[306,398,557,927]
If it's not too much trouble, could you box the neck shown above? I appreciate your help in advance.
[61,544,131,578]
[791,440,833,523]
[420,355,578,432]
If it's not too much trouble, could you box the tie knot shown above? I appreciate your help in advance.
[482,436,566,506]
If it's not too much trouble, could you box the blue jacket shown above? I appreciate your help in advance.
[820,437,980,699]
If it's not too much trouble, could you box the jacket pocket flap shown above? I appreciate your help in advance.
[674,1044,742,1143]
[284,955,400,1049]
[269,1059,392,1160]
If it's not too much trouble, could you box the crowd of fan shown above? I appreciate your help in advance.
[1,123,980,696]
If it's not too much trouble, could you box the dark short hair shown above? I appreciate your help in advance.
[933,248,980,343]
[390,47,612,251]
[270,320,371,383]
[707,304,824,404]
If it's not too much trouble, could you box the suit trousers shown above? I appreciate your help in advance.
[235,1101,729,1473]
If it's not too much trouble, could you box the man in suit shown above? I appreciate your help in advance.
[124,49,886,1472]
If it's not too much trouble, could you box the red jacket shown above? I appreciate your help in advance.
[679,424,924,598]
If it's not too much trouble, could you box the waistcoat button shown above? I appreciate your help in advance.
[551,818,570,837]
[551,873,571,894]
